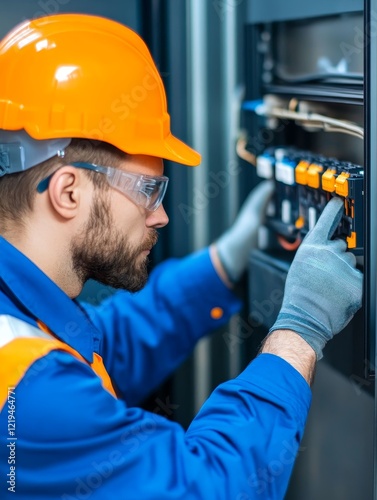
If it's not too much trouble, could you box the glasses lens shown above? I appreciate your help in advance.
[133,177,168,211]
[94,166,169,211]
[109,172,169,211]
[146,178,169,211]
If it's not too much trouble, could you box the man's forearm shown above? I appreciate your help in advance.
[261,330,316,386]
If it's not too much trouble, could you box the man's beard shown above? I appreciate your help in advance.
[71,192,158,292]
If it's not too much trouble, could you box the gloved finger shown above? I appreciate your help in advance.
[234,180,275,228]
[329,240,357,268]
[307,197,345,241]
[342,251,357,268]
[329,237,348,254]
[242,180,275,213]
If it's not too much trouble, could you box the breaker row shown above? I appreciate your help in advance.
[255,147,364,254]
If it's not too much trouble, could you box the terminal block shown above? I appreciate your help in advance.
[255,147,364,254]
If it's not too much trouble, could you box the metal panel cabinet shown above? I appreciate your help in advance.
[244,1,375,497]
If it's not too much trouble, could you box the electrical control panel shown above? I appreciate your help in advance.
[255,146,364,254]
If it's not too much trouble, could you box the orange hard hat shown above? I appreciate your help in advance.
[0,14,201,167]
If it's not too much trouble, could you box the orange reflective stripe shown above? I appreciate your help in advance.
[92,352,117,397]
[0,329,117,411]
[0,337,65,411]
[37,319,117,398]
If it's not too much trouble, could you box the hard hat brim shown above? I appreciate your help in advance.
[154,133,201,166]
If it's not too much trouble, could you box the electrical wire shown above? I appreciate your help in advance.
[255,104,364,139]
[237,100,364,167]
[310,123,362,139]
[236,135,256,165]
[277,234,302,251]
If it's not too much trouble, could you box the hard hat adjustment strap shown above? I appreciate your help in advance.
[0,143,24,177]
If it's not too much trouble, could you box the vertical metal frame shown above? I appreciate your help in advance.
[365,1,377,496]
[186,0,250,411]
[365,0,377,376]
[365,3,377,382]
[187,0,212,413]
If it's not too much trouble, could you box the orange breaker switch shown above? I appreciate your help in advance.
[335,172,350,197]
[322,168,337,192]
[295,161,310,185]
[347,231,357,249]
[295,216,305,229]
[307,164,323,189]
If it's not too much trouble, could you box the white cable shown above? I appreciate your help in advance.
[256,105,364,139]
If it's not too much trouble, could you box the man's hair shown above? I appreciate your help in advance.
[0,139,126,232]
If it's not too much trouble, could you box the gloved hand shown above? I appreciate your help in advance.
[215,180,274,282]
[269,197,363,360]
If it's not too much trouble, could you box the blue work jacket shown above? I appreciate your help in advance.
[0,236,311,499]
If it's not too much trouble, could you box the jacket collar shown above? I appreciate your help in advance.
[0,236,96,362]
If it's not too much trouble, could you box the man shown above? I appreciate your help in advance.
[0,14,362,499]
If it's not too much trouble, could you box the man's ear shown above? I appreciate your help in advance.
[46,166,87,220]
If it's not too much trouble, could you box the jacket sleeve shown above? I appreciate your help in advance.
[81,248,242,406]
[0,351,311,499]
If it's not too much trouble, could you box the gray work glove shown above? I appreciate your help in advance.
[269,197,363,360]
[215,180,274,282]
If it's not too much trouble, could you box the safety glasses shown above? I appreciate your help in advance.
[37,161,169,212]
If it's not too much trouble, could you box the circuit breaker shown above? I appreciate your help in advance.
[254,145,364,253]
